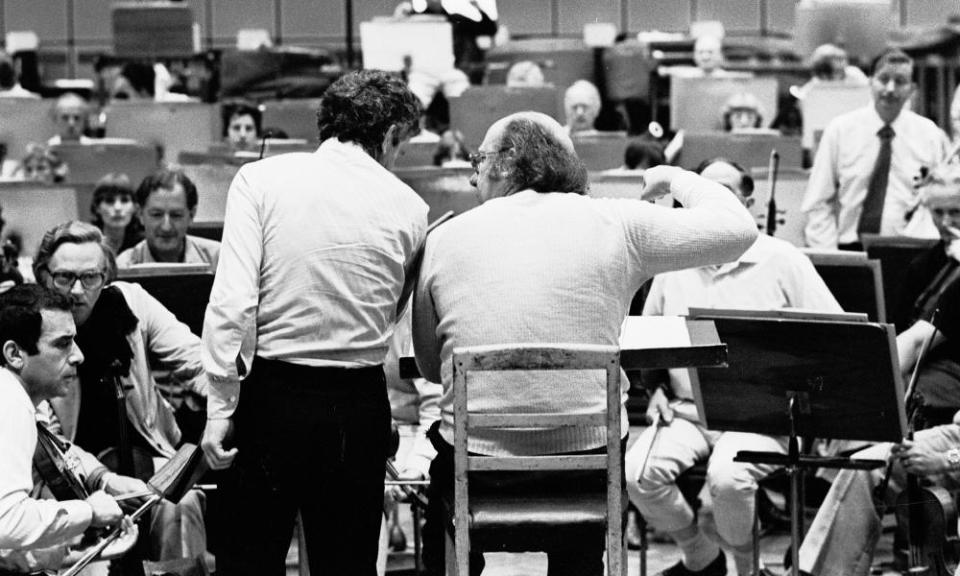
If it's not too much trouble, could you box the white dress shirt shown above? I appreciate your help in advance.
[802,105,950,248]
[0,369,93,569]
[202,139,428,419]
[643,233,843,400]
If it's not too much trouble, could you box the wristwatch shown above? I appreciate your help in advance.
[945,447,960,470]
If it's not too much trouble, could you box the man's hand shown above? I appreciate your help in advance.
[101,473,153,512]
[892,439,948,476]
[639,165,684,203]
[645,387,674,425]
[946,236,960,263]
[386,467,428,503]
[202,418,238,470]
[85,490,124,527]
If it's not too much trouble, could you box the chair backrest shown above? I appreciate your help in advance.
[117,265,214,335]
[393,167,481,223]
[681,132,804,171]
[670,76,779,132]
[802,249,886,322]
[105,101,220,164]
[862,234,940,327]
[451,343,623,573]
[448,86,561,150]
[572,132,629,171]
[52,142,160,186]
[0,182,82,259]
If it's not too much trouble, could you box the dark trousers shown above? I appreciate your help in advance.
[216,358,391,576]
[421,422,625,576]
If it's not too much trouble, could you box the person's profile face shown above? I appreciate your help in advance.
[141,183,193,260]
[44,241,107,327]
[926,190,960,243]
[18,309,83,400]
[96,193,136,230]
[469,126,511,203]
[871,62,914,121]
[227,113,258,149]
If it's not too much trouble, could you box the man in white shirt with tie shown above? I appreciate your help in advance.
[801,49,950,250]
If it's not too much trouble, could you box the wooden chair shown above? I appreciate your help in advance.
[449,343,625,576]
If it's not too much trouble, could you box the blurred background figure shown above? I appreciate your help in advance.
[90,173,143,255]
[792,43,869,100]
[505,60,545,88]
[223,101,263,151]
[48,92,91,145]
[623,137,666,172]
[693,34,725,76]
[564,79,602,135]
[432,129,471,167]
[0,50,39,99]
[722,92,765,132]
[14,143,67,183]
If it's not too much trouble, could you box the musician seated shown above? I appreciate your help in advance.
[0,285,142,575]
[893,165,960,338]
[116,169,220,270]
[412,112,758,575]
[625,158,841,576]
[33,222,208,562]
[48,93,94,146]
[798,276,960,576]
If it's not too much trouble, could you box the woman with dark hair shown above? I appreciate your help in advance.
[90,173,143,255]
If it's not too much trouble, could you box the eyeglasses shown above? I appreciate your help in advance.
[47,269,106,290]
[469,148,512,171]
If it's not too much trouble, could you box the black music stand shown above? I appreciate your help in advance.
[687,308,907,576]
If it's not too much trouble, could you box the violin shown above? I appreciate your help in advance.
[34,423,89,501]
[885,311,960,575]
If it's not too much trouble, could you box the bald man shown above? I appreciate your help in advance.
[412,112,759,575]
[563,79,602,135]
[48,93,92,146]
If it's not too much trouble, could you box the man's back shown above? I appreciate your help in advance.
[212,139,428,368]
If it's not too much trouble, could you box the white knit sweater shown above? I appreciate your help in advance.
[412,171,758,456]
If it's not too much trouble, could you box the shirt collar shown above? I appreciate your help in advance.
[706,234,772,275]
[1,367,35,414]
[866,103,908,133]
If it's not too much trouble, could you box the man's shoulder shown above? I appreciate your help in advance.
[187,234,221,252]
[115,242,147,266]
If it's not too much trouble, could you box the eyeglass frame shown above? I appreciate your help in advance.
[45,268,107,291]
[468,147,513,171]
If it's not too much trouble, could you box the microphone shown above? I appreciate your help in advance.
[258,130,273,160]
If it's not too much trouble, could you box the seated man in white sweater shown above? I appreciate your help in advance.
[411,111,759,576]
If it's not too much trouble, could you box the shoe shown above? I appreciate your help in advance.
[658,551,727,576]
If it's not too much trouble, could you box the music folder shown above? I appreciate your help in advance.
[687,307,907,444]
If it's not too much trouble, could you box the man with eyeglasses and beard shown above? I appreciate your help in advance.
[31,220,209,566]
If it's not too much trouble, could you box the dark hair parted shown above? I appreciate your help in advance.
[624,138,666,170]
[316,70,421,159]
[497,117,588,195]
[136,168,198,210]
[0,284,72,362]
[34,221,116,286]
[872,49,914,77]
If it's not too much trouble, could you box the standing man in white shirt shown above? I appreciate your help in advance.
[801,49,950,250]
[200,70,427,576]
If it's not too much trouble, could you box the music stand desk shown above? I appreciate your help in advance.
[687,307,902,576]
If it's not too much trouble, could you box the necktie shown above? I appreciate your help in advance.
[858,124,895,235]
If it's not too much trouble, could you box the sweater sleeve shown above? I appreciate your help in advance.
[616,170,758,284]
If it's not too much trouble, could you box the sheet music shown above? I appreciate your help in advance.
[619,316,691,350]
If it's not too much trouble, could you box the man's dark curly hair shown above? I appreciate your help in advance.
[316,70,421,160]
[0,284,72,362]
[495,117,588,195]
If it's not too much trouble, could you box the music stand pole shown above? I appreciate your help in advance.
[787,395,801,576]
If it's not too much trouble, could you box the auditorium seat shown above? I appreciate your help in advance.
[260,99,323,142]
[0,182,83,258]
[680,132,803,171]
[393,167,481,222]
[861,235,940,328]
[572,132,629,171]
[104,101,220,164]
[116,264,214,336]
[0,98,57,160]
[671,76,779,132]
[485,38,594,90]
[448,86,561,150]
[52,142,160,186]
[802,249,885,322]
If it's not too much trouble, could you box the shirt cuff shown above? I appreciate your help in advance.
[63,499,95,532]
[206,376,241,419]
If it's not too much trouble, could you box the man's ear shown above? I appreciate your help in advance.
[2,340,24,371]
[382,124,399,155]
